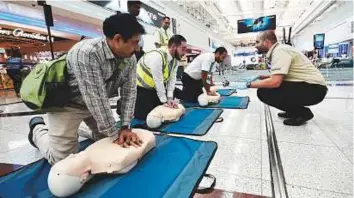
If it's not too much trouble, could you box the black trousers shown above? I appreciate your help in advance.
[134,86,162,120]
[257,81,328,117]
[174,72,203,102]
[6,69,22,94]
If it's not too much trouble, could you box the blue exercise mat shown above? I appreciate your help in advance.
[0,135,217,198]
[217,89,236,96]
[130,108,223,136]
[183,96,250,109]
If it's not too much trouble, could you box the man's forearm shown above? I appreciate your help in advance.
[201,71,211,92]
[120,62,138,126]
[120,89,136,126]
[250,77,281,88]
[202,78,211,92]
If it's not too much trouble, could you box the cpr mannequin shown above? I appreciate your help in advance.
[48,129,156,197]
[198,87,221,107]
[146,104,185,128]
[210,86,218,94]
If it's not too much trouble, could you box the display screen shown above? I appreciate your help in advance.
[313,33,325,49]
[88,0,166,28]
[237,15,276,34]
[328,44,339,54]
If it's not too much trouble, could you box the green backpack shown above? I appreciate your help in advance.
[20,55,70,111]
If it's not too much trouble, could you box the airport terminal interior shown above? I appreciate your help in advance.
[0,0,353,197]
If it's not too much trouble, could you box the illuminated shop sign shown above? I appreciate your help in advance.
[0,27,54,41]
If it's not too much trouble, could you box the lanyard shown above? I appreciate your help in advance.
[209,62,216,73]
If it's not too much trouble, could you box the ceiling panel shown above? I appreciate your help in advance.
[171,0,325,46]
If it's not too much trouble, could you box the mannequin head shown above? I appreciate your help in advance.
[146,104,185,128]
[198,92,221,106]
[48,152,91,197]
[198,94,209,106]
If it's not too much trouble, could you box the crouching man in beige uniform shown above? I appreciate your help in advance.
[235,30,327,126]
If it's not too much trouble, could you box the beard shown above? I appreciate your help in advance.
[174,50,182,60]
[256,47,268,54]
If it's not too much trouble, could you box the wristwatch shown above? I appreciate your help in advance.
[121,125,130,130]
[246,82,252,88]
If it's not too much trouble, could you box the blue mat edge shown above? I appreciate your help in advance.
[165,139,218,197]
[0,136,219,198]
[217,89,236,96]
[188,108,223,136]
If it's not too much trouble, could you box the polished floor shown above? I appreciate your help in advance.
[0,70,352,198]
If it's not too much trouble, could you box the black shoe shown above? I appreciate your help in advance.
[283,113,314,126]
[28,116,45,149]
[278,112,295,118]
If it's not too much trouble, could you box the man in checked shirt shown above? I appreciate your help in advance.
[27,13,145,165]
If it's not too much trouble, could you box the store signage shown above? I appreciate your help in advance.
[140,3,166,27]
[88,1,166,28]
[0,27,54,42]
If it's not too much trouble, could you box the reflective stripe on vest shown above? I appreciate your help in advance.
[136,49,177,89]
[159,29,169,47]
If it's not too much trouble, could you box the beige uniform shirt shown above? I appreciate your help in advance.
[267,43,326,86]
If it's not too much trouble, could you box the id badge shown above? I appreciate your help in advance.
[206,73,212,84]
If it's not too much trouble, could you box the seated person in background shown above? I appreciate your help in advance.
[235,30,327,126]
[174,47,228,102]
[133,35,187,120]
[331,58,341,67]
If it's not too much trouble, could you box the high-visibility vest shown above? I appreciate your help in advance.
[136,49,177,89]
[158,28,170,47]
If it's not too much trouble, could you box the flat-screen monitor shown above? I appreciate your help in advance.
[237,15,276,34]
[88,0,166,28]
[313,33,325,49]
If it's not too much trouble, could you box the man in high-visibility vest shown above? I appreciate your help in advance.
[154,16,173,49]
[134,35,187,120]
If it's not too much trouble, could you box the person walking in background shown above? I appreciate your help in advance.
[5,48,23,97]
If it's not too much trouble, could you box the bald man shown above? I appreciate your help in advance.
[235,30,327,126]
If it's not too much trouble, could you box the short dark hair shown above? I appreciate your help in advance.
[127,1,142,7]
[168,35,187,47]
[259,30,278,44]
[103,13,145,40]
[163,16,170,21]
[214,47,227,54]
